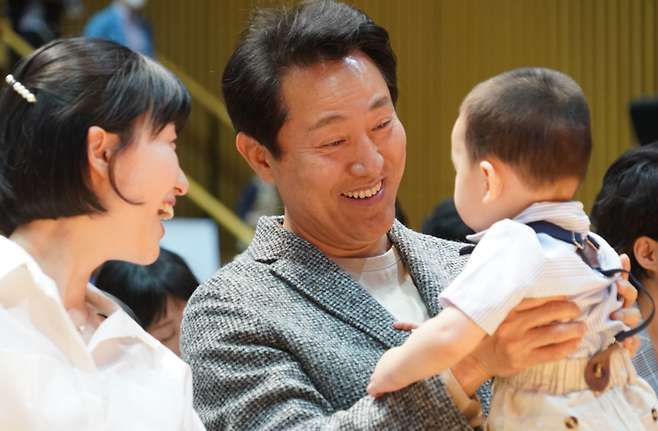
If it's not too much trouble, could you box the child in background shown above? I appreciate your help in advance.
[367,68,658,430]
[591,143,658,395]
[95,247,198,357]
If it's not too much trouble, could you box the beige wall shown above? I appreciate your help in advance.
[14,0,658,231]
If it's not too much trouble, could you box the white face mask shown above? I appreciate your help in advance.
[123,0,147,10]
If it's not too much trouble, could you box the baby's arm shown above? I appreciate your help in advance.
[367,305,486,397]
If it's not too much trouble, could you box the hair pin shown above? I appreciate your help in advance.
[5,74,37,103]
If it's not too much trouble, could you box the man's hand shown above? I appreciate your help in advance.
[393,256,641,397]
[614,254,641,356]
[392,298,584,395]
[450,254,641,395]
[451,295,585,395]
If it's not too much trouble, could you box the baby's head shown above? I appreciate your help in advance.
[451,67,592,231]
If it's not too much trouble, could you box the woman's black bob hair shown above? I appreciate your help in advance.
[0,37,191,235]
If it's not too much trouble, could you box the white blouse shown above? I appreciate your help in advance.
[0,236,205,431]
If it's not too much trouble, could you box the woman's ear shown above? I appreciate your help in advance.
[479,160,502,203]
[633,236,658,276]
[236,132,276,183]
[87,126,118,180]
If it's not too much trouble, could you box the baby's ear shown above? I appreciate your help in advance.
[479,160,502,203]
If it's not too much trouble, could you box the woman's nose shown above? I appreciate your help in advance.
[175,167,189,196]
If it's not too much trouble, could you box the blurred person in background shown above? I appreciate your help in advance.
[3,0,83,66]
[592,142,658,395]
[5,0,82,48]
[83,0,153,57]
[95,247,199,358]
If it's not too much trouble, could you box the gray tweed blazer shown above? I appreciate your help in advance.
[181,216,492,430]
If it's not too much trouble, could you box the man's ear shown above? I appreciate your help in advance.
[236,132,276,183]
[479,160,502,203]
[633,236,658,276]
[87,126,118,180]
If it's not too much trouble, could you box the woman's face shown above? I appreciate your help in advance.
[108,122,188,264]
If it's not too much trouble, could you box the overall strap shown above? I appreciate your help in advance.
[526,220,655,342]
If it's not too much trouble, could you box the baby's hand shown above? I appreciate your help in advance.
[367,347,409,398]
[392,321,420,332]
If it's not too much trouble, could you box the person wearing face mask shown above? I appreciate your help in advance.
[82,0,153,58]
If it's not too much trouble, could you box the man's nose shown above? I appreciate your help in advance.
[349,134,384,177]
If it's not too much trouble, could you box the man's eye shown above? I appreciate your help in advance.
[326,140,342,147]
[376,120,392,129]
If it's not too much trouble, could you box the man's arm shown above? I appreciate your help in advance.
[448,247,640,396]
[181,277,477,431]
[452,277,640,397]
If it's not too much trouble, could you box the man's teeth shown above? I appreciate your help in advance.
[342,182,382,199]
[159,203,174,221]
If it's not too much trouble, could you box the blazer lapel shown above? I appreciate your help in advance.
[250,217,407,348]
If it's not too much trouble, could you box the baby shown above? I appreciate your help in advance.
[368,68,658,430]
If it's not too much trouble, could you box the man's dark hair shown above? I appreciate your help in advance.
[591,143,658,281]
[0,38,191,235]
[222,0,397,159]
[95,248,199,329]
[460,67,592,189]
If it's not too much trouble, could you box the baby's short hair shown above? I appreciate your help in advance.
[460,68,592,189]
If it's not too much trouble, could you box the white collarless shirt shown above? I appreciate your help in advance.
[332,245,429,323]
[0,236,205,431]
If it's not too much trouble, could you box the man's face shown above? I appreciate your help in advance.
[268,50,406,257]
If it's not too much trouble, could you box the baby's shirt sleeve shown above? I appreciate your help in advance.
[439,219,547,335]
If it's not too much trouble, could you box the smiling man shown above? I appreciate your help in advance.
[180,1,611,429]
[239,50,406,259]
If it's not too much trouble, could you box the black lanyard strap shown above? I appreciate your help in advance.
[526,220,655,342]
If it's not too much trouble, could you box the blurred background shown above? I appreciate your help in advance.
[1,0,657,265]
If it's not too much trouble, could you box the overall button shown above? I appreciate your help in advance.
[564,416,578,429]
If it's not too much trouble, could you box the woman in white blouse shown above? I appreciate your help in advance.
[0,37,205,430]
